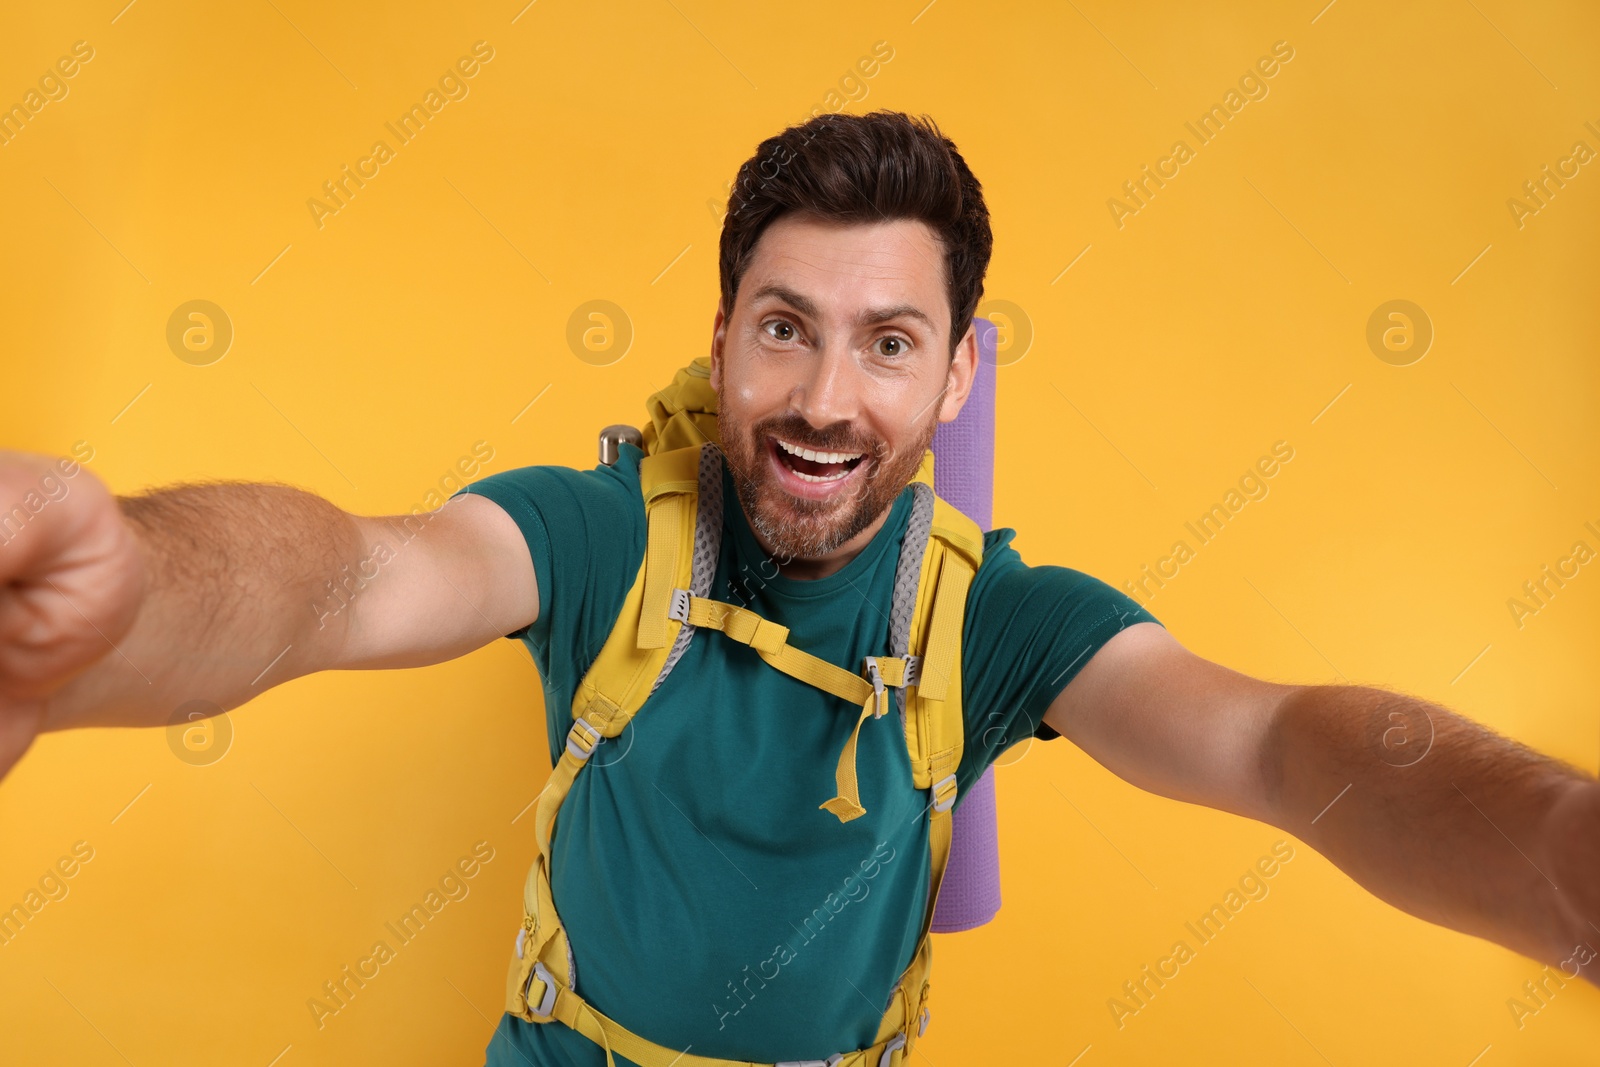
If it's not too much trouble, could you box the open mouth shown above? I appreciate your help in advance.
[768,435,867,484]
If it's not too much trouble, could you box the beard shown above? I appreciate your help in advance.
[718,405,940,563]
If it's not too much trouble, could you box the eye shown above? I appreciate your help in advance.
[874,335,911,358]
[763,319,799,343]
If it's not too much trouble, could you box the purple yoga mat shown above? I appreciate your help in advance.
[927,318,1002,933]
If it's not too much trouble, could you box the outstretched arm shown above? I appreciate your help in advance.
[1044,621,1600,985]
[1260,682,1598,979]
[0,450,538,779]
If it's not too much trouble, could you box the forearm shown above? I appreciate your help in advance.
[1260,684,1599,978]
[42,482,366,731]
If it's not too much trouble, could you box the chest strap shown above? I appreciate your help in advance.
[669,590,919,822]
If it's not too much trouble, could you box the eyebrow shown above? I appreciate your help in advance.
[747,283,936,334]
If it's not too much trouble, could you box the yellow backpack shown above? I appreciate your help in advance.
[504,356,984,1066]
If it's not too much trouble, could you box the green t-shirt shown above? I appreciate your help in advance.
[458,444,1161,1066]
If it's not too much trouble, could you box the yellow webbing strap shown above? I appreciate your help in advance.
[509,447,702,1022]
[817,690,880,822]
[909,550,970,703]
[683,596,874,705]
[684,594,920,823]
[868,508,979,1048]
[637,494,685,649]
[524,953,911,1067]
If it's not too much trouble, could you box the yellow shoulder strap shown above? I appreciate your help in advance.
[867,487,982,1049]
[529,445,701,863]
[635,447,700,649]
[901,455,983,781]
[511,445,702,1017]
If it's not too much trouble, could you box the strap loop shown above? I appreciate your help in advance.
[819,689,878,823]
[821,655,927,821]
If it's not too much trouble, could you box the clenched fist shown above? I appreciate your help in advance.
[0,451,144,780]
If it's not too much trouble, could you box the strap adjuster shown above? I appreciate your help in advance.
[931,773,957,813]
[566,718,601,761]
[667,587,691,623]
[863,658,887,717]
[524,960,558,1019]
[878,1033,907,1067]
[918,1005,930,1036]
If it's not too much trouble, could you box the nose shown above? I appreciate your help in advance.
[790,341,860,434]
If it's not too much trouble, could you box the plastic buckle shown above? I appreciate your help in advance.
[863,658,887,718]
[776,1058,842,1067]
[931,773,957,813]
[918,1005,930,1036]
[524,960,558,1019]
[667,587,692,623]
[514,926,527,960]
[878,1034,907,1067]
[566,718,601,762]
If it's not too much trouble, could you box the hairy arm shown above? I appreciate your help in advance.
[1046,621,1600,984]
[1261,683,1600,981]
[0,453,536,752]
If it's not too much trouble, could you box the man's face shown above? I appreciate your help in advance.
[710,211,977,569]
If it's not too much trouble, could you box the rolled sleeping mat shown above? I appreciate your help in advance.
[927,317,1002,933]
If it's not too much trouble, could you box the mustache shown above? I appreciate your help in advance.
[752,416,884,458]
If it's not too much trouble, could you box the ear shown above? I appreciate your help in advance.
[936,318,980,423]
[709,298,727,394]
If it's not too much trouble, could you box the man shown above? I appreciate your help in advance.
[1,110,1596,1064]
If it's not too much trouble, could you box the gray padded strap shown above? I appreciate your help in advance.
[650,442,724,695]
[890,482,936,725]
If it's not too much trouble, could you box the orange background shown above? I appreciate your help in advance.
[1,0,1597,1063]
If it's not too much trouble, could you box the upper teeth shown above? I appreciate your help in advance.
[776,438,863,464]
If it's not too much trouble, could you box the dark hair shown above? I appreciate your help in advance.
[718,110,993,358]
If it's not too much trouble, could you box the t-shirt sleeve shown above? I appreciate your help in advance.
[451,445,647,763]
[957,528,1163,791]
